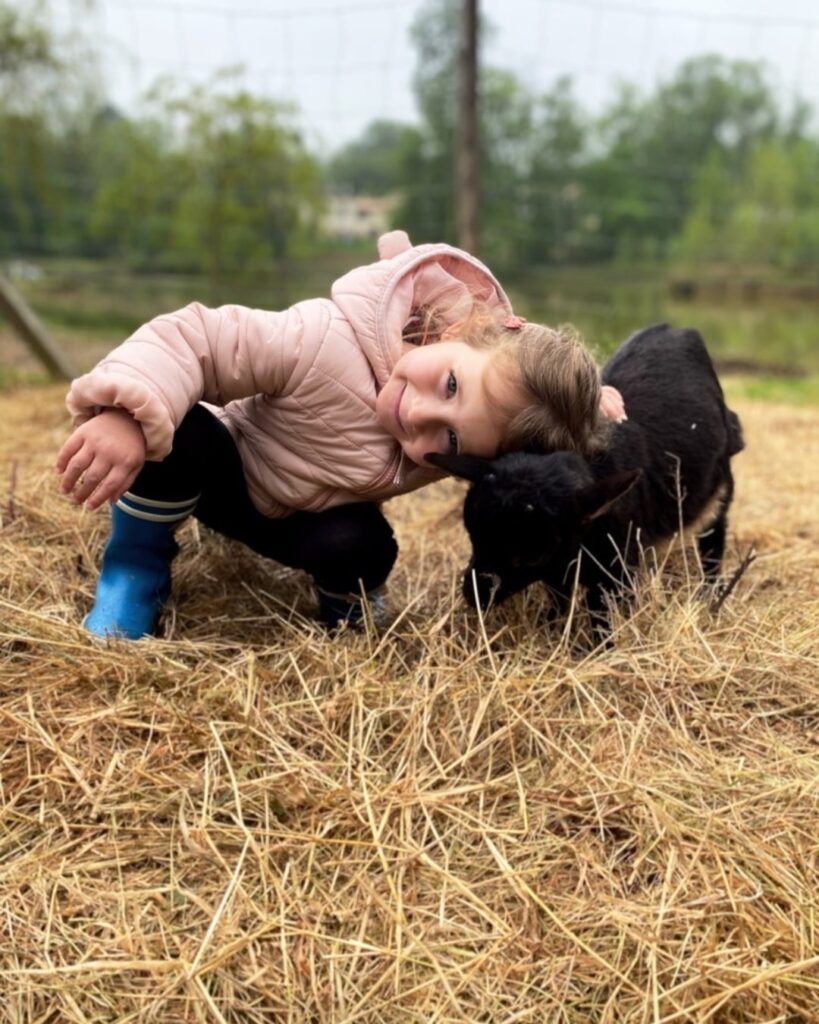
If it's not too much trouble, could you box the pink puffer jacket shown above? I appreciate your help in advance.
[66,231,512,517]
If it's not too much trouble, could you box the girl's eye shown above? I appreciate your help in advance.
[447,430,458,454]
[446,371,457,397]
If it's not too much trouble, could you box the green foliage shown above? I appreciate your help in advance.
[87,110,184,263]
[1,0,818,283]
[513,76,589,264]
[0,1,58,100]
[1,52,323,278]
[677,139,819,270]
[396,0,564,261]
[583,56,783,260]
[394,0,461,243]
[0,0,86,254]
[153,79,324,280]
[325,120,423,196]
[392,3,806,273]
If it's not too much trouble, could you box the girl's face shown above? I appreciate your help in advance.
[376,341,516,467]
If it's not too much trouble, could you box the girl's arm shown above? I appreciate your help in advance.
[65,301,304,462]
[56,408,146,510]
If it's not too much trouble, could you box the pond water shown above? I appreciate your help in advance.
[508,266,819,375]
[9,257,819,381]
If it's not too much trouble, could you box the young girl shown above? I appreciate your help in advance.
[56,230,624,638]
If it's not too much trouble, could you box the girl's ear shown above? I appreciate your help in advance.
[425,452,493,481]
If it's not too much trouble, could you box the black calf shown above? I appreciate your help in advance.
[429,324,744,634]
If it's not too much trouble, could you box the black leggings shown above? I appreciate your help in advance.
[133,404,398,595]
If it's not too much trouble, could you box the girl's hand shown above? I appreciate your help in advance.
[599,385,627,423]
[56,409,147,510]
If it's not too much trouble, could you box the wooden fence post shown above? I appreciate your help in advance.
[456,0,480,255]
[0,272,75,381]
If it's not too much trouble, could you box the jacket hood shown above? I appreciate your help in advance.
[330,230,513,387]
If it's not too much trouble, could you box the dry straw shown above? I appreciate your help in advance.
[0,385,817,1022]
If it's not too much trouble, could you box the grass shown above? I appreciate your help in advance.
[723,374,819,407]
[0,382,817,1021]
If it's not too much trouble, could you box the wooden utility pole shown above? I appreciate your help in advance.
[456,0,480,255]
[0,272,75,380]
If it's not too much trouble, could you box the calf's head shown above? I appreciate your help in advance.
[428,451,641,609]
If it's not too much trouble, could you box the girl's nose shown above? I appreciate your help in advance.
[405,392,438,431]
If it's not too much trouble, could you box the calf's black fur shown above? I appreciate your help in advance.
[428,323,744,632]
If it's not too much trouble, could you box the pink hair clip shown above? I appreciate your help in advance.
[503,314,527,330]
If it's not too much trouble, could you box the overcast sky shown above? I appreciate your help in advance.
[62,0,819,152]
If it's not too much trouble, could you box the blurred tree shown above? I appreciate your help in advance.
[153,79,324,283]
[478,67,536,265]
[0,109,49,253]
[325,119,422,195]
[519,76,588,263]
[0,0,103,256]
[354,17,799,270]
[671,148,735,265]
[3,0,817,280]
[395,0,541,268]
[0,0,100,119]
[1,6,321,275]
[584,56,782,260]
[396,0,462,244]
[677,138,819,271]
[87,107,186,264]
[0,1,58,253]
[0,2,54,86]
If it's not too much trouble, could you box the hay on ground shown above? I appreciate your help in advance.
[0,385,817,1022]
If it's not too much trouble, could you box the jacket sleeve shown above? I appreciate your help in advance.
[65,301,306,460]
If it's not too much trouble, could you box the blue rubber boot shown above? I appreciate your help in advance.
[84,492,198,640]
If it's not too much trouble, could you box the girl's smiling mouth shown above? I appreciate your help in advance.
[394,383,407,435]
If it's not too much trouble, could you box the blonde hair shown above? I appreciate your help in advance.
[404,305,606,457]
[489,321,605,456]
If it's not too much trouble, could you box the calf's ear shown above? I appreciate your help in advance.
[425,452,494,482]
[579,468,642,522]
